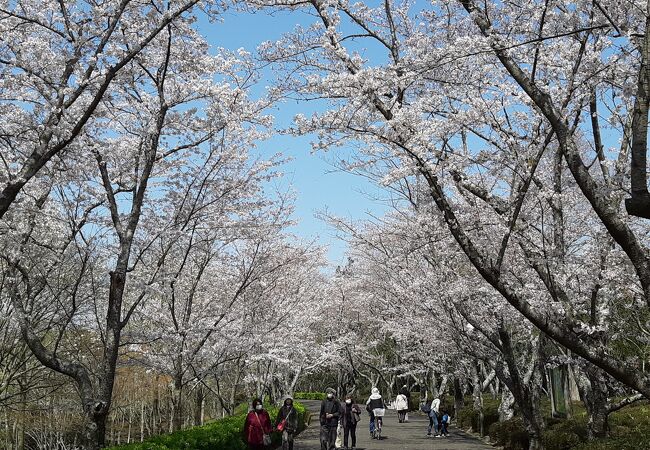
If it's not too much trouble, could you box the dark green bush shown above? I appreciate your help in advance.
[106,402,307,450]
[548,417,588,441]
[488,418,529,450]
[542,430,583,450]
[456,399,499,436]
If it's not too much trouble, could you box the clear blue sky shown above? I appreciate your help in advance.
[197,7,391,266]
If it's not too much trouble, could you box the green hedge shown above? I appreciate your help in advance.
[293,392,326,401]
[106,402,307,450]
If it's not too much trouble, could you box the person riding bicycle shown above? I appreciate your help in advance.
[365,387,386,439]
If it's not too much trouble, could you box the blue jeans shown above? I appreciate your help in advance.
[428,412,439,435]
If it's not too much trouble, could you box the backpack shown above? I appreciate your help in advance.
[420,402,431,414]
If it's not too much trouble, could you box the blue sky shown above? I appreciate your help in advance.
[197,7,391,266]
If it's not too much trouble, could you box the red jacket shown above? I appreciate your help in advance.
[244,410,273,446]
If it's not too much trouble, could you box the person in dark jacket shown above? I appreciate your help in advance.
[276,396,299,450]
[319,388,340,450]
[244,398,273,450]
[340,395,361,450]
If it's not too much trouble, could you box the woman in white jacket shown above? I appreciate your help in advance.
[395,393,409,423]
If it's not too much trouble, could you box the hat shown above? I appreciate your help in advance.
[326,387,336,395]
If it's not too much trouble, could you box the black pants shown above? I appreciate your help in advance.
[282,430,294,450]
[320,425,337,450]
[343,423,357,447]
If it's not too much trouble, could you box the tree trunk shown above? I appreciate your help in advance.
[495,329,546,450]
[471,364,484,435]
[83,407,109,450]
[498,388,515,422]
[438,375,449,399]
[171,374,183,432]
[453,377,465,418]
[194,386,205,426]
[575,364,609,439]
[626,0,650,219]
[431,372,439,398]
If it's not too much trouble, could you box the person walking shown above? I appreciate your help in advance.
[244,398,273,450]
[421,399,434,436]
[340,395,361,450]
[276,396,299,450]
[440,410,450,437]
[430,397,441,437]
[365,387,386,439]
[319,388,340,450]
[399,385,411,422]
[395,392,409,423]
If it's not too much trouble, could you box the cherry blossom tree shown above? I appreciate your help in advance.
[0,12,278,446]
[256,0,650,404]
[0,0,214,219]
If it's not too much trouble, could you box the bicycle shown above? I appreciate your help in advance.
[372,408,385,440]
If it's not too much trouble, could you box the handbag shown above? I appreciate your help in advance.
[254,412,272,446]
[277,407,293,432]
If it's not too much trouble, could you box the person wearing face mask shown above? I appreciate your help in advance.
[275,396,298,450]
[319,388,340,450]
[340,395,361,450]
[244,398,273,450]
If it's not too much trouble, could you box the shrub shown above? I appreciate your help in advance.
[489,418,529,450]
[571,403,650,450]
[456,399,499,436]
[458,395,650,450]
[293,392,326,401]
[542,430,583,450]
[106,402,307,450]
[571,431,650,450]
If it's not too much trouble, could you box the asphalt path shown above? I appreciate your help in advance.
[294,400,494,450]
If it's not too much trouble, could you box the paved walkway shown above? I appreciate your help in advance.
[295,400,493,449]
